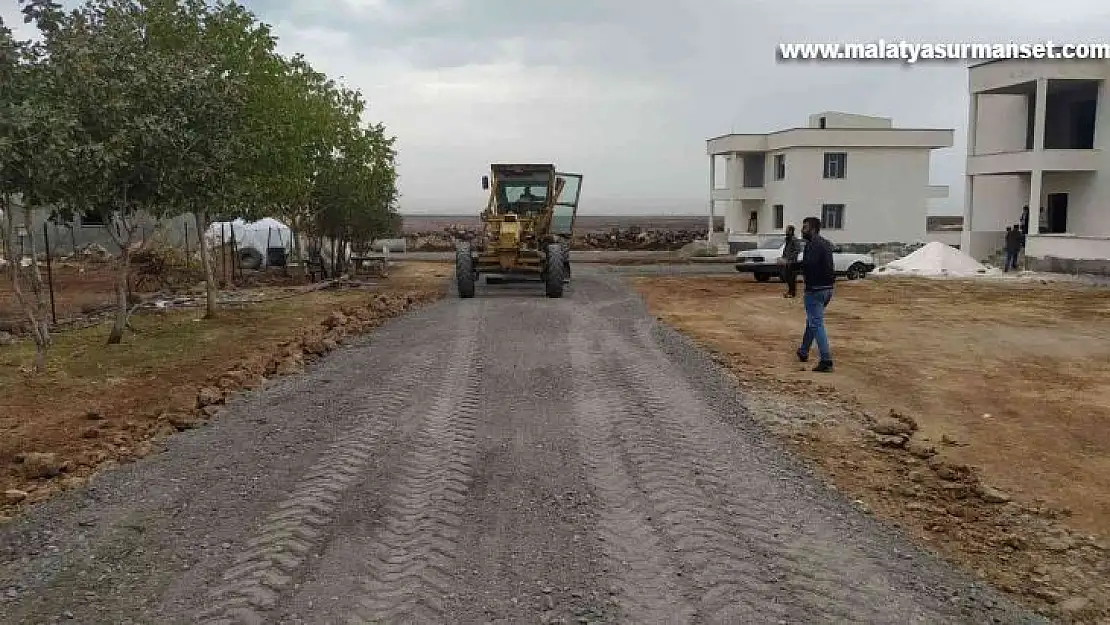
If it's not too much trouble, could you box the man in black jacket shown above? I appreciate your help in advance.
[789,216,835,372]
[780,225,800,298]
[1004,225,1022,272]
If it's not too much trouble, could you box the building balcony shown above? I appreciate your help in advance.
[711,187,766,201]
[970,58,1108,95]
[926,185,949,199]
[967,149,1101,175]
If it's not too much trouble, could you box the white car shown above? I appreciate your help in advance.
[734,235,875,282]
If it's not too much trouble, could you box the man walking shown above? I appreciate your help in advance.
[1004,225,1021,272]
[789,217,835,372]
[780,225,800,298]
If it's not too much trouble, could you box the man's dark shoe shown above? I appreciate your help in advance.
[796,349,808,362]
[812,360,834,372]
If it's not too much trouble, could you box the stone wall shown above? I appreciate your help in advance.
[1026,256,1110,276]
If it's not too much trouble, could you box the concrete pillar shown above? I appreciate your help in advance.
[1028,169,1042,235]
[1032,78,1047,152]
[961,175,974,252]
[967,92,979,157]
[962,90,979,253]
[1028,78,1048,237]
[708,155,715,235]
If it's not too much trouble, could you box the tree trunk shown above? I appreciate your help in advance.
[195,210,217,319]
[106,245,131,345]
[331,235,339,277]
[1,201,51,371]
[20,206,52,367]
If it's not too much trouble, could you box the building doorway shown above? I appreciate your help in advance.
[1044,193,1068,234]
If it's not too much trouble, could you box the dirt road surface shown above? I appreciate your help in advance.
[0,268,1045,624]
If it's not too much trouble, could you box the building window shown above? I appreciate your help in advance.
[80,209,105,226]
[821,204,845,229]
[818,116,826,129]
[773,205,784,229]
[773,154,785,180]
[823,152,847,179]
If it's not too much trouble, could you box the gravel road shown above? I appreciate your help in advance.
[0,267,1048,624]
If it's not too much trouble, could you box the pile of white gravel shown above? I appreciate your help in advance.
[875,242,997,278]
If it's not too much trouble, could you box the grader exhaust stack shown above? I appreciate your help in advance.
[455,164,583,298]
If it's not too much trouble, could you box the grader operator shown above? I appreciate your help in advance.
[454,164,583,298]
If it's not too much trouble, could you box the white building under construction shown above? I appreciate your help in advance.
[706,112,953,253]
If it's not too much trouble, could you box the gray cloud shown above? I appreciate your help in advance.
[10,0,1110,214]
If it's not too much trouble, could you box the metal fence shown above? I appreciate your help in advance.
[0,223,408,334]
[0,223,287,333]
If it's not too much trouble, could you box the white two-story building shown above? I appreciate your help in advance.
[706,112,953,253]
[963,57,1110,273]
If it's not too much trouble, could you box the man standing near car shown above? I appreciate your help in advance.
[780,225,800,298]
[789,217,835,372]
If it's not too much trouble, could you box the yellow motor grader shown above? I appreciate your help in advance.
[455,164,583,298]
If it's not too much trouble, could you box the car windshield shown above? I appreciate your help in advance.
[757,235,783,249]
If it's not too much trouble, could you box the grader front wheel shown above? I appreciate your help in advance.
[455,247,476,298]
[544,244,566,298]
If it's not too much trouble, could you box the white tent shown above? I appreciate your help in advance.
[206,217,293,267]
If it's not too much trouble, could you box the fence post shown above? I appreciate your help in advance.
[42,222,57,324]
[229,222,238,282]
[220,225,227,286]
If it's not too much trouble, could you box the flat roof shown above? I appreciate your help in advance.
[706,127,953,143]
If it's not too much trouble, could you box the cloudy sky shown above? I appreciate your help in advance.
[6,0,1110,215]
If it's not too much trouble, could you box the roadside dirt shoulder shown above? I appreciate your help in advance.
[631,274,1110,624]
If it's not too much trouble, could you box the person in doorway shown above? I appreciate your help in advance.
[788,216,835,372]
[1004,225,1022,272]
[1020,205,1030,235]
[779,225,801,298]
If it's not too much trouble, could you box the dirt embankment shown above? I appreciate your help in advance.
[0,264,447,520]
[632,274,1110,624]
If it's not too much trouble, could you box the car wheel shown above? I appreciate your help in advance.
[846,263,865,280]
[754,272,771,283]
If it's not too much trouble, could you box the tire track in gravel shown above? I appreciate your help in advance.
[567,325,697,624]
[574,322,797,623]
[193,306,479,625]
[582,310,961,623]
[345,308,484,624]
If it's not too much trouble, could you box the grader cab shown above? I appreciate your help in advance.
[454,164,583,298]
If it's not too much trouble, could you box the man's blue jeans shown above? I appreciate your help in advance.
[800,287,833,362]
